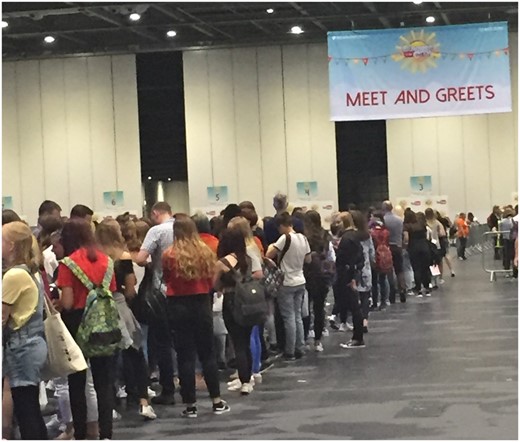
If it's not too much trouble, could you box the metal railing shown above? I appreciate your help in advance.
[481,230,514,282]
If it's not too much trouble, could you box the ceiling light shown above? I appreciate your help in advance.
[266,8,274,14]
[129,13,141,21]
[44,35,55,44]
[290,26,304,35]
[413,0,423,4]
[2,21,8,28]
[426,16,435,23]
[147,176,152,180]
[168,178,172,182]
[166,30,177,38]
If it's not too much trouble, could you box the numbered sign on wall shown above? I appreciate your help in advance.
[2,196,13,210]
[296,182,318,201]
[103,191,124,209]
[207,186,228,205]
[410,176,432,195]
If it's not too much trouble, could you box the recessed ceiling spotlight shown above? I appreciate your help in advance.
[2,21,8,28]
[166,30,177,38]
[413,0,423,4]
[129,13,141,21]
[147,176,152,180]
[426,16,435,23]
[290,26,304,34]
[44,35,55,44]
[168,177,172,182]
[266,8,274,14]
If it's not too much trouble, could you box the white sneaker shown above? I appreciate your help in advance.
[112,410,122,421]
[308,330,315,338]
[314,342,324,352]
[46,414,61,431]
[139,404,157,420]
[240,382,253,395]
[416,293,424,298]
[229,371,239,381]
[346,321,354,331]
[147,387,156,398]
[227,378,242,391]
[45,380,56,391]
[322,328,330,337]
[253,373,262,384]
[116,386,127,399]
[339,323,347,332]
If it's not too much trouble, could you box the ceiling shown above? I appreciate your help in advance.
[2,2,518,60]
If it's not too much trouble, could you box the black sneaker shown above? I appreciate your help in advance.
[363,326,368,333]
[295,350,304,360]
[181,406,198,418]
[340,340,366,349]
[259,360,274,373]
[283,353,296,362]
[212,400,231,415]
[151,392,175,405]
[329,320,340,331]
[399,292,407,303]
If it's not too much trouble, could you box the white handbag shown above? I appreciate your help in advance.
[42,294,88,380]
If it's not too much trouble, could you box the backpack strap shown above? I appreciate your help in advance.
[61,257,95,291]
[101,258,114,290]
[278,233,292,265]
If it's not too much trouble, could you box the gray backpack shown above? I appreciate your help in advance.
[222,258,268,327]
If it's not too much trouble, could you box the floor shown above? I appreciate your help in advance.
[108,253,518,440]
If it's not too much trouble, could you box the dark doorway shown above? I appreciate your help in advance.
[335,121,389,212]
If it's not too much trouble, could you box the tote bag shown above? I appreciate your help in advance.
[42,294,88,379]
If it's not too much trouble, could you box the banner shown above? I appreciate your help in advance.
[328,22,511,121]
[395,195,449,217]
[410,176,432,195]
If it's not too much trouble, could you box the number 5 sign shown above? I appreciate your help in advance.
[410,176,432,195]
[207,186,229,205]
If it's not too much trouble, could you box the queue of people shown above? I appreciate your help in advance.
[1,194,492,440]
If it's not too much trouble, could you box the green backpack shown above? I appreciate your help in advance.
[61,257,122,359]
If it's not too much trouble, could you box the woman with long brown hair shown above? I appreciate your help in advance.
[162,214,230,418]
[95,219,157,420]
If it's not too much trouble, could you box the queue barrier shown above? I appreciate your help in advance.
[481,230,513,282]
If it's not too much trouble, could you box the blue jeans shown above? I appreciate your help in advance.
[277,285,306,356]
[250,326,262,374]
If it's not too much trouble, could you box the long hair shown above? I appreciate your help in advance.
[61,218,98,261]
[217,227,248,275]
[164,214,215,280]
[228,216,255,248]
[351,210,370,241]
[304,210,328,251]
[3,222,41,273]
[96,219,126,261]
[338,211,355,233]
[116,212,141,252]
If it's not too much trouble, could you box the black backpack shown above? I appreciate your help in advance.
[130,266,167,325]
[222,258,268,327]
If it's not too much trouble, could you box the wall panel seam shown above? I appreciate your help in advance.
[486,115,493,206]
[435,118,441,195]
[255,47,265,213]
[280,46,290,195]
[461,117,468,212]
[230,50,240,200]
[205,51,215,186]
[37,61,47,197]
[306,44,313,180]
[62,60,71,210]
[109,56,119,190]
[86,58,96,207]
[13,62,24,214]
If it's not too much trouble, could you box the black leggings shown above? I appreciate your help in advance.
[409,248,432,291]
[305,283,328,341]
[122,347,149,400]
[11,385,47,440]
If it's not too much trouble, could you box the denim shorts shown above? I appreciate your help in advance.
[4,332,47,388]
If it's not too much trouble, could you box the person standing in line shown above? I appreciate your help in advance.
[351,210,375,333]
[369,212,392,310]
[456,213,469,261]
[56,218,118,440]
[425,208,446,284]
[266,212,312,361]
[3,222,48,440]
[487,205,502,260]
[302,210,335,352]
[162,215,230,417]
[405,211,432,297]
[382,201,407,303]
[135,202,177,405]
[335,212,366,349]
[95,220,157,420]
[436,211,455,278]
[213,228,256,395]
[33,200,62,239]
[499,208,515,271]
[263,193,304,246]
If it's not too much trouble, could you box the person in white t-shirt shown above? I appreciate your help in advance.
[266,212,311,361]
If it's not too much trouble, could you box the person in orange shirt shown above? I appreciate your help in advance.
[456,213,469,261]
[192,212,219,254]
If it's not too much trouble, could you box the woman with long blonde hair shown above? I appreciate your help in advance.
[162,214,230,417]
[2,222,48,440]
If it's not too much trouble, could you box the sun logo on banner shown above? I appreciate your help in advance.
[392,29,441,73]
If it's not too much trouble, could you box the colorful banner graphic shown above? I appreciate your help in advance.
[296,181,318,200]
[410,176,432,194]
[328,22,511,121]
[396,195,449,217]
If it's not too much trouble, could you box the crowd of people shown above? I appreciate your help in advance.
[2,194,517,440]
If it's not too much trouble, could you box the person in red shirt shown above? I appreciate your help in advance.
[191,212,219,254]
[56,218,117,440]
[456,213,469,261]
[162,214,230,417]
